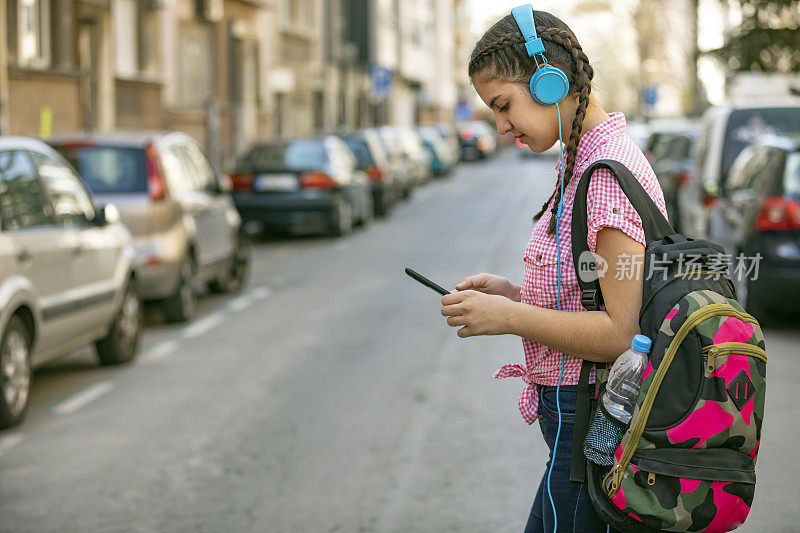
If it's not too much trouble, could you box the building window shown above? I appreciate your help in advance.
[337,89,346,127]
[280,0,291,28]
[313,90,324,131]
[282,0,313,32]
[114,0,139,77]
[178,23,212,107]
[17,0,50,68]
[275,93,287,137]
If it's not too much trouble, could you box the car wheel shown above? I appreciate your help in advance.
[358,193,374,227]
[96,280,142,365]
[209,234,250,294]
[0,316,32,428]
[331,198,354,237]
[163,254,197,322]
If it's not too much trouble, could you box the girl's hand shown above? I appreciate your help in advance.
[455,273,520,301]
[441,290,514,338]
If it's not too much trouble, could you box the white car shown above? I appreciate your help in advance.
[0,137,141,428]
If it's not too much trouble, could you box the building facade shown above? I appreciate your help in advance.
[1,0,458,169]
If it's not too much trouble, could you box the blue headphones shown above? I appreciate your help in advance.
[511,4,569,106]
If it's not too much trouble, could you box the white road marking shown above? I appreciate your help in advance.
[226,295,255,313]
[332,241,351,251]
[181,312,226,339]
[140,339,180,363]
[251,286,273,300]
[0,433,25,459]
[53,382,114,416]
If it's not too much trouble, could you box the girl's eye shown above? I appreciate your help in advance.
[498,104,508,112]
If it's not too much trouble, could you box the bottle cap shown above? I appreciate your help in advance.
[631,334,652,353]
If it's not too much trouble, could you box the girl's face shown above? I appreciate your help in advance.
[472,75,577,153]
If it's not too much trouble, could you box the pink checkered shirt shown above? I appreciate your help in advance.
[494,112,668,424]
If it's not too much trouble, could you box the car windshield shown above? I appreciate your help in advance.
[785,152,800,196]
[342,137,374,167]
[241,140,329,170]
[665,135,694,160]
[722,107,800,183]
[56,146,147,193]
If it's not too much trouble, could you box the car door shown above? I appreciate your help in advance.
[28,149,120,335]
[0,149,78,364]
[158,140,217,270]
[183,139,233,265]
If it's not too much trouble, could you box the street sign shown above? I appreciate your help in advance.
[454,96,472,121]
[369,64,394,99]
[643,85,658,109]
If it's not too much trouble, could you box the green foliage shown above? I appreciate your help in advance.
[707,0,800,72]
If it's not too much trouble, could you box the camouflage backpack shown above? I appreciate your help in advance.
[569,160,766,532]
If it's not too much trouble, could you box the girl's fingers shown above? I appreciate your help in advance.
[441,292,465,306]
[446,316,466,327]
[457,326,473,338]
[441,304,461,317]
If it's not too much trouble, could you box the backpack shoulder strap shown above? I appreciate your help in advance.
[571,159,675,311]
[570,359,595,483]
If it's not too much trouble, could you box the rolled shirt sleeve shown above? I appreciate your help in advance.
[585,168,646,253]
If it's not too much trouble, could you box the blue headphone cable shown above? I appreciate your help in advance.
[545,102,567,532]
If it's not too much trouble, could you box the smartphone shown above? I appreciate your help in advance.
[404,268,451,296]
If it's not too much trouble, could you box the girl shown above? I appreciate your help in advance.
[440,6,669,533]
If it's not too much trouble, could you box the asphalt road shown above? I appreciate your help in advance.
[0,149,797,532]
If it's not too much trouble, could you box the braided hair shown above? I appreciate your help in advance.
[468,11,594,235]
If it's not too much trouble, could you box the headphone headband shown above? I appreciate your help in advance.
[511,4,544,57]
[510,3,569,106]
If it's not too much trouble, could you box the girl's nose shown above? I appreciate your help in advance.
[496,118,513,136]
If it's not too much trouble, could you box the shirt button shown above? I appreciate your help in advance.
[536,254,542,262]
[612,207,620,214]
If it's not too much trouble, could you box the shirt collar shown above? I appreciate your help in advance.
[554,111,626,175]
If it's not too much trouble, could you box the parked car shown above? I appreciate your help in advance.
[678,103,800,239]
[230,136,372,236]
[457,120,497,160]
[372,129,415,199]
[434,122,462,163]
[49,131,249,323]
[647,129,699,231]
[705,134,800,318]
[417,126,456,177]
[377,126,432,185]
[339,129,399,217]
[626,118,653,150]
[642,118,699,162]
[0,137,141,428]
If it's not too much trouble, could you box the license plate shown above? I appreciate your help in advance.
[255,174,298,191]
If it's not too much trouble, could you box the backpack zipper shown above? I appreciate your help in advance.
[702,342,767,373]
[604,303,759,496]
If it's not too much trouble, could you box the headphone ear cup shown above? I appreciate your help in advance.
[530,66,569,105]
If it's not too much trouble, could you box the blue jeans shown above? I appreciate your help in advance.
[524,385,613,533]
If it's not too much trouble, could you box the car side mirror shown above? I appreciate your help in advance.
[93,203,121,226]
[219,174,233,193]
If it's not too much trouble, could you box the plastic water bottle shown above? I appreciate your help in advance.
[602,334,652,425]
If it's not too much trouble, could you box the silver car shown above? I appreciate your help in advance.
[678,103,800,239]
[0,137,141,428]
[49,132,249,323]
